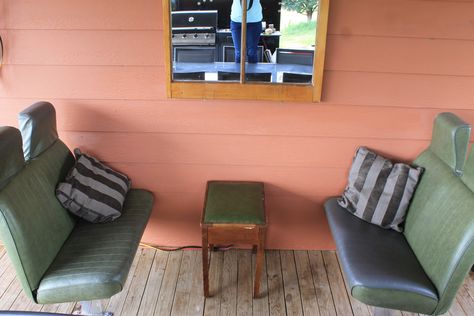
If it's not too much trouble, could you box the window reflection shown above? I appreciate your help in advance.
[170,0,318,84]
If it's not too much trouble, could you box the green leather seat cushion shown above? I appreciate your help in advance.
[204,182,265,225]
[325,198,438,315]
[36,189,153,304]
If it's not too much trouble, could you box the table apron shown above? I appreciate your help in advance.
[206,225,260,244]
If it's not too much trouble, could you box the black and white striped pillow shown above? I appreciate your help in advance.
[56,149,131,223]
[338,147,423,232]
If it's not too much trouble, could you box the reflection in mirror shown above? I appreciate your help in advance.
[276,0,318,84]
[170,0,242,82]
[170,0,319,85]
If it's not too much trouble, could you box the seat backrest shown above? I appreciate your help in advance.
[404,112,474,315]
[174,47,216,63]
[276,48,314,66]
[173,71,206,81]
[0,102,75,301]
[282,72,312,84]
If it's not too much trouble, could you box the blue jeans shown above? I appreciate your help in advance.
[230,21,262,63]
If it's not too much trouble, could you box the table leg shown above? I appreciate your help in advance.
[202,228,210,297]
[253,227,266,298]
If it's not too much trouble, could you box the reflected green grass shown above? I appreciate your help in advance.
[280,21,316,48]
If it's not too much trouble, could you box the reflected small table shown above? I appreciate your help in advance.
[201,181,267,298]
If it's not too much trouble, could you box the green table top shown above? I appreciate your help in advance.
[203,181,266,225]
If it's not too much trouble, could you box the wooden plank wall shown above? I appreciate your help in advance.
[0,0,473,249]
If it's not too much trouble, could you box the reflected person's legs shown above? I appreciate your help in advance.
[246,22,262,63]
[230,21,242,63]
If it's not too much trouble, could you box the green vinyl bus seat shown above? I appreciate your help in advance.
[0,101,154,305]
[325,113,474,315]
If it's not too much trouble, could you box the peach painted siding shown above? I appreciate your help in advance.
[1,0,474,249]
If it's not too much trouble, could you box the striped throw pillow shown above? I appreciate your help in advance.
[337,147,423,232]
[56,149,131,223]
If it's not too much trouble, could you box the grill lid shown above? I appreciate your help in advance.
[171,10,218,30]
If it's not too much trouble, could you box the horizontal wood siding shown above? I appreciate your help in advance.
[1,0,473,249]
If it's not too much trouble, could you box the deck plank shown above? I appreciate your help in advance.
[0,278,22,310]
[323,251,354,316]
[55,302,76,314]
[344,286,372,316]
[185,251,205,316]
[220,250,238,316]
[0,248,12,279]
[280,250,304,316]
[308,251,337,316]
[204,250,224,316]
[372,307,402,315]
[0,264,18,305]
[294,250,320,316]
[448,297,468,316]
[252,252,269,316]
[154,251,183,316]
[106,247,143,316]
[464,272,474,302]
[40,303,60,314]
[456,280,474,316]
[0,246,6,261]
[121,247,156,316]
[336,253,372,316]
[266,250,286,316]
[10,289,43,312]
[0,248,472,315]
[172,250,194,316]
[454,274,474,315]
[237,250,253,316]
[137,249,169,316]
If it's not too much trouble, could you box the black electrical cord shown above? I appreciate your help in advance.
[140,242,234,252]
[0,35,3,68]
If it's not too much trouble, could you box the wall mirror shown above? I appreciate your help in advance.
[163,0,329,102]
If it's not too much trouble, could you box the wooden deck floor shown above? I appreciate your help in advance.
[0,246,472,316]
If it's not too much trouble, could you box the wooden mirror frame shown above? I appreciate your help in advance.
[162,0,329,102]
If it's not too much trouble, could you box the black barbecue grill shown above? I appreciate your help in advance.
[171,10,218,46]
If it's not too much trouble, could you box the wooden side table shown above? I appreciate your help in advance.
[201,181,267,298]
